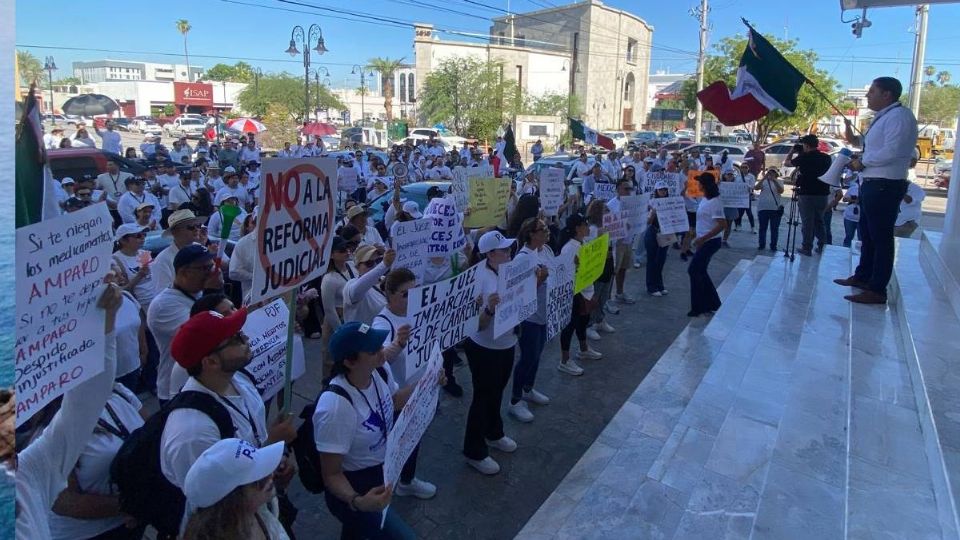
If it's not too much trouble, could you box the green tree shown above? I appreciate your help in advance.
[17,50,43,87]
[367,57,404,122]
[53,76,81,86]
[937,71,952,86]
[918,84,960,125]
[524,92,582,117]
[205,62,256,83]
[680,34,840,141]
[261,103,302,149]
[176,19,192,79]
[236,73,344,122]
[419,56,522,140]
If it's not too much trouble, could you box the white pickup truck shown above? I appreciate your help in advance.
[163,117,206,139]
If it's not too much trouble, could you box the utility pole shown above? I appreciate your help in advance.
[907,4,929,117]
[692,0,709,143]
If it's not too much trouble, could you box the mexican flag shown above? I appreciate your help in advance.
[569,118,615,150]
[697,24,807,126]
[16,87,61,228]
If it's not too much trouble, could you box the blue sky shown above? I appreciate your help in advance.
[15,0,960,91]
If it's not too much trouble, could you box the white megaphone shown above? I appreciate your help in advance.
[819,148,853,187]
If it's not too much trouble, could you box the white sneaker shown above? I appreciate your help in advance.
[616,293,636,304]
[661,289,669,295]
[586,327,602,341]
[650,291,664,297]
[598,321,616,333]
[466,456,500,475]
[633,262,641,269]
[509,401,534,423]
[523,388,550,405]
[557,361,584,376]
[604,302,621,315]
[578,347,603,360]
[486,436,518,453]
[395,478,437,499]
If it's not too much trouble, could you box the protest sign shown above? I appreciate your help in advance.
[720,182,751,208]
[594,182,617,202]
[574,233,609,293]
[405,262,483,371]
[493,256,538,338]
[252,158,338,303]
[423,196,467,256]
[686,171,706,198]
[382,348,442,527]
[392,218,432,284]
[463,178,512,228]
[602,210,626,242]
[539,167,566,216]
[545,252,575,340]
[619,194,647,239]
[650,196,690,235]
[242,299,306,400]
[15,203,114,426]
[338,167,358,193]
[643,171,684,196]
[451,167,469,211]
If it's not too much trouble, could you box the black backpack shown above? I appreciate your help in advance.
[292,367,389,494]
[110,391,235,537]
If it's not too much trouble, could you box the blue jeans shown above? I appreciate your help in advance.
[688,238,722,316]
[843,219,859,247]
[643,226,668,293]
[324,464,417,540]
[757,209,782,250]
[854,179,908,295]
[512,321,547,401]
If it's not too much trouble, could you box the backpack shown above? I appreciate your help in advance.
[292,366,389,494]
[110,391,235,537]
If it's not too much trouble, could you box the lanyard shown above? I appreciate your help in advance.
[216,391,262,447]
[109,173,121,192]
[334,264,355,282]
[349,376,390,442]
[96,402,131,439]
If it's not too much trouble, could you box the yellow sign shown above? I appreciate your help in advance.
[574,233,609,293]
[463,178,512,228]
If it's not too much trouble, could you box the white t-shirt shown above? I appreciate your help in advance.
[320,265,357,330]
[115,293,143,378]
[696,197,725,238]
[469,262,518,350]
[843,181,860,223]
[372,308,413,386]
[207,208,248,242]
[229,231,257,301]
[896,181,926,226]
[515,245,554,325]
[113,250,158,310]
[96,171,132,201]
[147,286,196,400]
[313,370,397,472]
[756,177,783,213]
[168,183,195,209]
[216,185,250,208]
[161,374,267,489]
[48,384,144,540]
[342,263,388,324]
[117,191,162,225]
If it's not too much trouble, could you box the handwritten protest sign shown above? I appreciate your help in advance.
[602,210,626,242]
[493,257,538,338]
[451,167,469,211]
[650,196,690,235]
[546,252,575,340]
[539,167,566,217]
[574,233,609,293]
[15,203,114,426]
[643,171,684,196]
[720,182,751,208]
[594,182,617,202]
[423,196,467,255]
[382,348,442,527]
[243,299,306,400]
[405,262,482,372]
[252,158,338,303]
[392,218,432,284]
[338,167,358,193]
[619,194,646,240]
[463,178,511,228]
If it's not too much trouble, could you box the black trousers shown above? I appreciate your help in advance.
[462,339,514,460]
[688,238,722,316]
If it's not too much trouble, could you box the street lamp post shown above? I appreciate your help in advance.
[43,56,57,115]
[313,66,330,120]
[351,65,373,127]
[286,24,327,123]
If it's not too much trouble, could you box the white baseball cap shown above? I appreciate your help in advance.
[402,200,422,219]
[114,223,149,242]
[184,438,284,509]
[214,189,240,206]
[478,231,515,254]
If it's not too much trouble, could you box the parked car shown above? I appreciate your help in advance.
[674,129,695,139]
[110,118,131,131]
[523,154,596,184]
[602,131,630,150]
[131,119,163,136]
[679,143,750,158]
[163,117,206,139]
[43,114,66,124]
[48,148,148,181]
[366,181,451,224]
[630,131,659,146]
[658,132,677,143]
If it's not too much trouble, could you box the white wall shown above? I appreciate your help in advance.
[526,53,568,95]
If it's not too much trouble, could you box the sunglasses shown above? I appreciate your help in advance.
[363,257,383,267]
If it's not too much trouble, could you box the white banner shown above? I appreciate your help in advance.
[539,167,565,217]
[603,211,626,242]
[545,252,575,341]
[619,194,647,240]
[391,218,432,285]
[451,167,469,211]
[338,167,358,193]
[649,196,690,235]
[642,171,684,197]
[493,257,538,338]
[720,182,751,209]
[15,203,114,426]
[405,263,482,372]
[242,299,306,400]
[423,196,467,256]
[594,182,617,202]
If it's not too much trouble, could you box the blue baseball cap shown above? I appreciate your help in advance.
[329,321,389,363]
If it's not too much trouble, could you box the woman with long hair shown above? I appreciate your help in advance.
[687,172,726,317]
[557,214,602,377]
[643,181,672,296]
[506,194,541,238]
[319,234,359,372]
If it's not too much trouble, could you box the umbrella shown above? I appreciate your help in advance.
[61,93,120,116]
[227,117,267,133]
[302,122,338,137]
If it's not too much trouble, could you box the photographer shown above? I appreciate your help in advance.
[784,134,832,255]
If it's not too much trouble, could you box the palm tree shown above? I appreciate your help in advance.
[924,65,936,79]
[176,19,192,80]
[936,70,952,86]
[367,57,405,122]
[16,50,44,87]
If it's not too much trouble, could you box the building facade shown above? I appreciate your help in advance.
[72,60,204,84]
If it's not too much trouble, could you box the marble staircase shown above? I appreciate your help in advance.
[517,241,959,540]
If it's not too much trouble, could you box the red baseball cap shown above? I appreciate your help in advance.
[172,308,248,370]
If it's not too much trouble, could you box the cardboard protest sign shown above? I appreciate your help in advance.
[643,171,684,196]
[493,256,538,338]
[392,218,432,284]
[574,233,609,293]
[539,167,566,217]
[382,348,442,527]
[545,252,575,340]
[405,262,483,372]
[650,196,690,235]
[423,196,467,256]
[602,211,626,242]
[463,178,511,228]
[686,171,705,198]
[338,167,358,192]
[594,182,617,202]
[252,158,338,303]
[719,182,751,208]
[15,203,114,426]
[619,194,647,239]
[243,299,306,400]
[451,167,469,211]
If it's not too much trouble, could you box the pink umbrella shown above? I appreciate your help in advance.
[302,122,338,137]
[227,117,267,133]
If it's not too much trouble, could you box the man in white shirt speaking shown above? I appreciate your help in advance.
[836,76,918,305]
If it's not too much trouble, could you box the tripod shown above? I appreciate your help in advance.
[783,189,801,261]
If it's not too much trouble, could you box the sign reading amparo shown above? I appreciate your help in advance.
[252,158,338,303]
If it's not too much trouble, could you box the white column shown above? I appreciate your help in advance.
[936,110,960,282]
